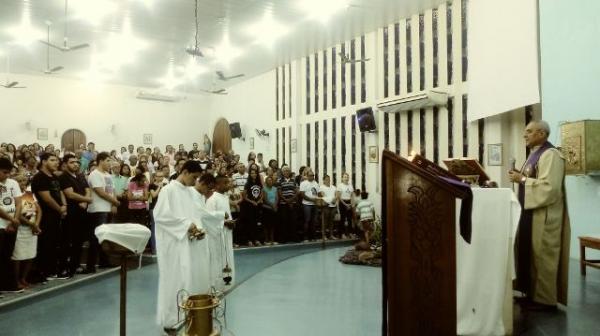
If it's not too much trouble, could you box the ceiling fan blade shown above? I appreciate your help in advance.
[216,71,225,80]
[50,66,64,73]
[6,81,19,88]
[68,43,90,51]
[40,40,64,51]
[231,74,245,79]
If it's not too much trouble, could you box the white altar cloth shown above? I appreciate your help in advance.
[457,188,521,336]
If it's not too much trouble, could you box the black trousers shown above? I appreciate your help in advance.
[278,204,297,242]
[338,202,352,235]
[36,211,68,277]
[65,208,88,274]
[87,212,110,269]
[0,229,17,290]
[241,202,261,243]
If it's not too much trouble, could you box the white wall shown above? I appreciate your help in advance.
[207,71,276,161]
[0,73,211,152]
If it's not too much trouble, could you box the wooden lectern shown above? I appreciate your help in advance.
[382,150,469,336]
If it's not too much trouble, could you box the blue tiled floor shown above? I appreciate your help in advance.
[1,244,598,336]
[0,243,377,336]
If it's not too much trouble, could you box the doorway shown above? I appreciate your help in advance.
[61,129,87,152]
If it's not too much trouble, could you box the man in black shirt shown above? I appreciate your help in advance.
[59,154,93,275]
[31,152,68,280]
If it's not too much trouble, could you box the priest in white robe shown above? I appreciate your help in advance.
[205,175,236,292]
[154,161,225,329]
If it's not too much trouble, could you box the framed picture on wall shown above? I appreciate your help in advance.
[143,134,153,145]
[37,128,48,141]
[369,146,379,163]
[249,137,254,150]
[487,143,503,166]
[291,139,297,153]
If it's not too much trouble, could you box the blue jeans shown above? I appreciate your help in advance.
[303,205,317,240]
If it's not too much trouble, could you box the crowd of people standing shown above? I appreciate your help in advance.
[0,141,375,295]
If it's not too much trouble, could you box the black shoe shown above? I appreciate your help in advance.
[56,271,72,280]
[1,287,25,294]
[80,267,96,274]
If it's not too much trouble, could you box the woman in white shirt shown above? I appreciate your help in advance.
[320,175,338,240]
[336,173,354,239]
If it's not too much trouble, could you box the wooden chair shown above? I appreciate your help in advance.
[579,236,600,276]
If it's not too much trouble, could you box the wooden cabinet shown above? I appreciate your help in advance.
[560,120,600,175]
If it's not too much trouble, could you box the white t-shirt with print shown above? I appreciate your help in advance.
[299,180,320,206]
[319,184,337,208]
[0,178,23,229]
[87,170,114,213]
[336,182,354,200]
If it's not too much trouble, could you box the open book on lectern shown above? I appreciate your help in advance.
[442,157,490,186]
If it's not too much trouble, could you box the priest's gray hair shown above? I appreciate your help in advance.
[531,120,551,137]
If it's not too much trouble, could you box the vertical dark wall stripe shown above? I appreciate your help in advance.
[433,107,440,163]
[419,14,425,91]
[478,119,485,165]
[407,110,414,154]
[420,109,426,156]
[332,118,337,185]
[447,5,453,85]
[323,120,328,174]
[323,50,328,111]
[306,58,310,115]
[276,67,279,121]
[332,47,337,109]
[341,43,347,107]
[406,19,413,93]
[448,98,454,158]
[361,131,366,190]
[289,126,292,168]
[276,128,280,163]
[384,113,390,150]
[315,121,319,178]
[288,64,292,118]
[383,27,389,98]
[306,124,311,167]
[461,0,468,82]
[341,116,347,174]
[351,117,356,187]
[394,23,400,96]
[282,127,286,164]
[314,53,319,113]
[395,112,401,155]
[351,39,356,105]
[433,8,439,88]
[462,94,468,157]
[360,35,366,103]
[282,65,286,119]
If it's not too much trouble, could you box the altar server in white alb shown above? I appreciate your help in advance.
[205,175,236,292]
[153,160,225,330]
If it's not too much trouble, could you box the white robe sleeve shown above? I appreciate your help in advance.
[154,187,193,241]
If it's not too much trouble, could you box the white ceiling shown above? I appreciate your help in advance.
[0,0,447,92]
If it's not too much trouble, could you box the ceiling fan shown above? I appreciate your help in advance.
[39,1,89,52]
[42,22,65,74]
[339,52,370,65]
[1,52,26,88]
[216,71,245,81]
[255,129,269,137]
[200,88,228,95]
[1,81,26,89]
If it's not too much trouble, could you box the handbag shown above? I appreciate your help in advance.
[333,208,341,222]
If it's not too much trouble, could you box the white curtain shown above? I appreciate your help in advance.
[467,0,540,121]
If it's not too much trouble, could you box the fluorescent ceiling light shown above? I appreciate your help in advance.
[183,58,208,80]
[69,0,118,26]
[246,13,289,47]
[97,17,148,71]
[158,62,183,90]
[297,0,349,23]
[212,35,242,67]
[4,12,44,47]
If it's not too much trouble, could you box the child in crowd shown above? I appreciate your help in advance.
[12,174,41,289]
[356,191,375,244]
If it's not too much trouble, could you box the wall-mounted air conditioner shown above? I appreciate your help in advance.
[377,90,448,113]
[136,91,185,102]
